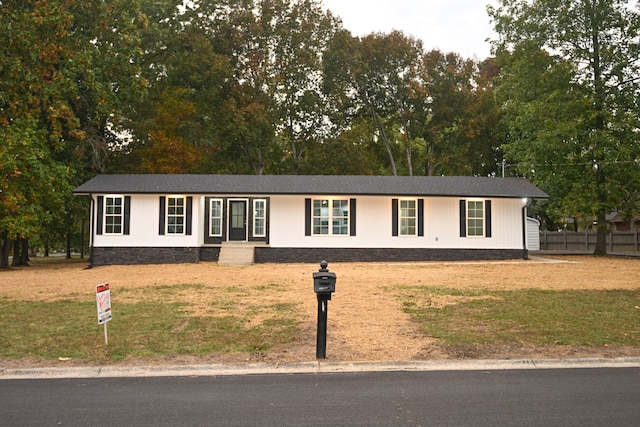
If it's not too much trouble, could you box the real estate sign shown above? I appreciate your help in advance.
[96,283,112,324]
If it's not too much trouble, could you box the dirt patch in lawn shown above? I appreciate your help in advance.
[2,255,640,368]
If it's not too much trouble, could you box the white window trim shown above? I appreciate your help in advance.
[166,195,186,235]
[253,199,267,238]
[399,198,418,237]
[466,199,485,237]
[312,198,350,236]
[104,195,124,235]
[209,198,223,237]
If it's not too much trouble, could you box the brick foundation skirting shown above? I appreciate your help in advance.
[90,246,524,266]
[254,247,525,263]
[91,247,204,266]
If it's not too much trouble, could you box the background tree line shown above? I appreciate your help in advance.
[1,0,639,266]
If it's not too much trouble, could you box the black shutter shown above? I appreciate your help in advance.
[305,198,312,236]
[350,198,356,236]
[418,199,424,237]
[485,200,492,238]
[159,196,166,235]
[123,196,131,235]
[459,200,467,237]
[392,199,398,236]
[204,198,210,238]
[186,196,193,235]
[96,196,104,235]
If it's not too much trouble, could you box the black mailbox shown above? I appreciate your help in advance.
[313,261,336,294]
[313,272,336,294]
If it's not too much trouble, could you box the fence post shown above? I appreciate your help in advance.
[609,232,613,252]
[585,229,589,252]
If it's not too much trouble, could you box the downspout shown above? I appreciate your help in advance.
[88,193,95,268]
[521,202,528,260]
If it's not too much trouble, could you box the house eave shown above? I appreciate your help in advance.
[73,174,550,200]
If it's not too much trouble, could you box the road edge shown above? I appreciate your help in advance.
[2,357,640,379]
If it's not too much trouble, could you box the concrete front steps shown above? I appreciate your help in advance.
[217,243,258,266]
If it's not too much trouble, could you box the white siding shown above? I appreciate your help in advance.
[269,195,526,250]
[92,193,527,251]
[92,194,200,248]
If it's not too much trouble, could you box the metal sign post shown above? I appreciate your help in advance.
[96,283,112,344]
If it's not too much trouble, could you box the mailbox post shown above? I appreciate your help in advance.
[313,260,336,359]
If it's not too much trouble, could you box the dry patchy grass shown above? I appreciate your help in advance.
[2,255,640,367]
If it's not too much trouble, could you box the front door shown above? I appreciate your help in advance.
[229,200,247,241]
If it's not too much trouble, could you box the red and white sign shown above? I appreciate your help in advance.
[96,283,112,325]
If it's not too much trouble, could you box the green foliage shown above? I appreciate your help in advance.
[0,0,564,265]
[490,0,640,246]
[0,0,147,264]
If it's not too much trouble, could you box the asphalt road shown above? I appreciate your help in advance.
[1,368,639,426]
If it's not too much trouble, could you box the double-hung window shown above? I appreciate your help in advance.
[467,200,484,237]
[104,196,123,234]
[399,200,417,236]
[460,199,491,238]
[253,199,267,237]
[167,196,185,234]
[313,199,349,235]
[209,199,223,237]
[392,198,423,237]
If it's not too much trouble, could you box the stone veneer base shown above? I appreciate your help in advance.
[254,247,525,263]
[90,246,524,266]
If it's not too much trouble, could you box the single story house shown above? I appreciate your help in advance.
[73,174,549,266]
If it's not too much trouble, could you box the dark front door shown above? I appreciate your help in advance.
[229,200,247,241]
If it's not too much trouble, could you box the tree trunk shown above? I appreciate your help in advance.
[80,219,85,259]
[12,236,30,266]
[369,104,398,176]
[594,211,608,255]
[20,238,29,265]
[0,231,10,269]
[11,238,21,267]
[589,4,608,256]
[402,121,413,176]
[66,231,72,259]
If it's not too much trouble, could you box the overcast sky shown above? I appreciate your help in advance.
[322,0,499,60]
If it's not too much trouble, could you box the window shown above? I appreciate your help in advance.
[467,200,484,237]
[209,199,223,237]
[399,200,417,236]
[104,196,123,234]
[392,199,423,237]
[167,196,185,234]
[253,199,266,237]
[332,200,349,235]
[312,199,349,235]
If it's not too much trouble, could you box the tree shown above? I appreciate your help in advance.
[0,118,70,267]
[0,0,147,266]
[192,0,341,174]
[353,31,424,176]
[412,50,500,176]
[489,0,640,254]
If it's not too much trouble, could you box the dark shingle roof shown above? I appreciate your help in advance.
[74,174,549,199]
